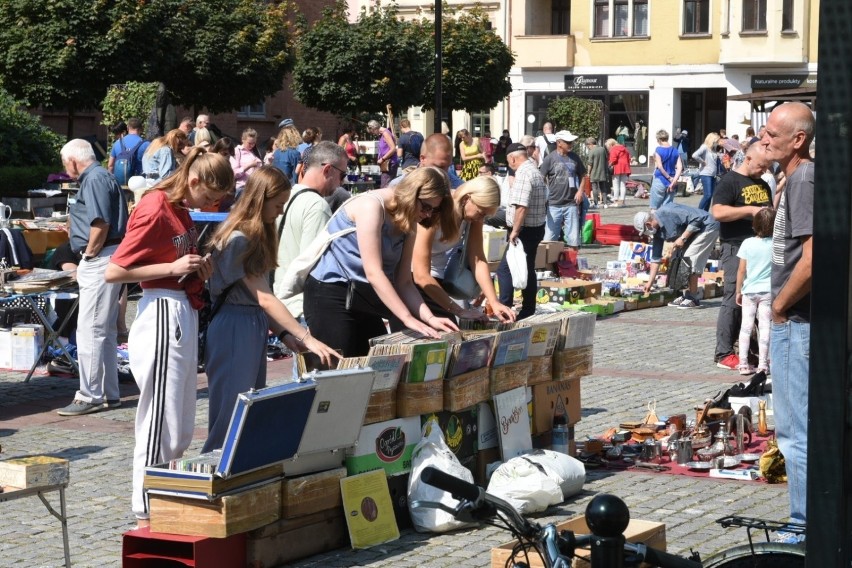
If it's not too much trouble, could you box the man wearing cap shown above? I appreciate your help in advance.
[540,131,586,250]
[634,204,720,309]
[496,143,547,320]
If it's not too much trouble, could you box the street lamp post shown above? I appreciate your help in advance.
[433,0,442,135]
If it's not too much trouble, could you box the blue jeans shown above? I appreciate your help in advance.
[698,174,715,211]
[545,203,580,246]
[649,177,675,210]
[497,224,545,320]
[770,320,810,524]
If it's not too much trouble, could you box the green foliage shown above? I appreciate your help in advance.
[0,0,118,112]
[0,165,61,195]
[0,89,64,167]
[292,1,424,117]
[292,1,514,119]
[546,97,604,161]
[416,5,515,113]
[101,82,159,143]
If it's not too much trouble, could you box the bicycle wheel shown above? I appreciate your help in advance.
[701,542,805,568]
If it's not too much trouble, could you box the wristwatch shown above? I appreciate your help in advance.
[81,252,96,261]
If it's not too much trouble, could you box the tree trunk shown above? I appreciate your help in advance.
[66,107,75,140]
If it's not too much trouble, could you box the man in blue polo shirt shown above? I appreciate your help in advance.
[58,139,129,416]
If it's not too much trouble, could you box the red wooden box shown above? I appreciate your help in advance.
[123,527,246,568]
[595,224,642,246]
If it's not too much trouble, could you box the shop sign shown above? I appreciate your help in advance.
[564,74,608,91]
[751,74,817,90]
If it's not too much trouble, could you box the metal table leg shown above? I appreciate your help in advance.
[37,486,71,567]
[24,293,80,383]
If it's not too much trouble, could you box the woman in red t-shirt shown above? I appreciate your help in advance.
[105,147,234,526]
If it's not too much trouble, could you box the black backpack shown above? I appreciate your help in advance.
[544,137,557,158]
[114,137,145,186]
[407,131,424,159]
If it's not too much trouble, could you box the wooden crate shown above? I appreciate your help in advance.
[443,368,490,411]
[364,388,397,424]
[149,481,280,538]
[396,380,443,417]
[491,517,666,568]
[246,507,348,568]
[526,356,553,386]
[281,467,346,519]
[489,360,531,395]
[0,456,69,489]
[552,346,593,381]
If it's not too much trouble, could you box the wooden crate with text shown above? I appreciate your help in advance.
[552,346,594,381]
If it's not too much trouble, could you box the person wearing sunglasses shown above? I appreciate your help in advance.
[408,176,517,325]
[302,166,458,357]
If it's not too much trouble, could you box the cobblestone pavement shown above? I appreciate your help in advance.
[0,192,790,567]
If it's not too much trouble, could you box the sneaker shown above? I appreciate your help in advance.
[678,297,701,309]
[738,364,756,376]
[668,296,686,307]
[104,399,122,409]
[716,354,740,370]
[57,399,104,416]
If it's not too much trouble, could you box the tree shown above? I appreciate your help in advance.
[416,5,515,115]
[0,87,64,167]
[101,82,160,143]
[292,1,425,117]
[546,97,604,161]
[0,0,120,137]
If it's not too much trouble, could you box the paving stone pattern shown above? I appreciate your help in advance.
[0,193,790,567]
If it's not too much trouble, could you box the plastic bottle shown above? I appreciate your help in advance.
[552,414,569,455]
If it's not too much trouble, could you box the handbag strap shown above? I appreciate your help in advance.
[457,221,471,267]
[277,187,321,241]
[209,281,237,321]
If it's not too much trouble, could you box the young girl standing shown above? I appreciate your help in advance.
[735,208,775,375]
[105,148,234,526]
[202,166,339,452]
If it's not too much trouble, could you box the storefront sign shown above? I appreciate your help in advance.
[751,74,817,90]
[564,74,608,91]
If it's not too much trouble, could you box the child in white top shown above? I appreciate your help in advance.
[735,208,775,375]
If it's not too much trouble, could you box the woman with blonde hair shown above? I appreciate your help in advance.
[649,129,683,210]
[193,127,213,148]
[692,132,721,211]
[202,166,339,451]
[104,148,234,527]
[411,176,517,323]
[141,129,188,183]
[458,129,485,182]
[272,125,303,184]
[302,166,458,356]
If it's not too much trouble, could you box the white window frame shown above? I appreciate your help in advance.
[592,0,649,39]
[681,0,713,36]
[237,102,266,118]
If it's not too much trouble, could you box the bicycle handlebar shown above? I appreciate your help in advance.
[420,466,480,502]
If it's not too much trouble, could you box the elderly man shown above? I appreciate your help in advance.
[496,142,547,320]
[540,130,586,251]
[710,144,773,371]
[57,140,129,416]
[762,102,815,536]
[634,203,720,309]
[273,141,349,319]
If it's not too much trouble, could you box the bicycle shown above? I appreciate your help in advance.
[413,466,805,568]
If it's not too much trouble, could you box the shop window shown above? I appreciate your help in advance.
[238,103,265,118]
[781,0,794,32]
[683,0,710,34]
[594,0,648,38]
[742,0,766,32]
[551,0,571,35]
[471,112,491,140]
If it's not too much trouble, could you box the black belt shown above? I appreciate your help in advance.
[77,238,122,256]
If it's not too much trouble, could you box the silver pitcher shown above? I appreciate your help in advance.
[675,439,693,464]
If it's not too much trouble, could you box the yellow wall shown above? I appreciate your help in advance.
[808,0,820,62]
[567,1,720,67]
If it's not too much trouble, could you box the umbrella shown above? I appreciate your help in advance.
[721,138,741,153]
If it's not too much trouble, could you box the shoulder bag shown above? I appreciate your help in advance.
[443,222,481,300]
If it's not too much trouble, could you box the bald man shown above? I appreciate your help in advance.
[710,143,773,371]
[762,102,815,534]
[390,133,463,188]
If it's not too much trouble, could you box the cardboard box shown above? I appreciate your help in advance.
[421,407,479,462]
[444,367,490,411]
[544,242,565,264]
[535,242,549,269]
[0,455,69,488]
[538,279,602,305]
[364,388,397,425]
[526,355,553,386]
[345,417,420,477]
[397,380,443,417]
[246,507,348,567]
[490,360,531,395]
[477,402,498,451]
[11,324,43,371]
[281,467,346,519]
[483,229,508,262]
[150,481,281,538]
[530,378,582,434]
[491,516,666,568]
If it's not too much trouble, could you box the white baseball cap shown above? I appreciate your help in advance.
[555,130,579,143]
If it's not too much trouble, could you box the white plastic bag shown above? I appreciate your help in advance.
[519,449,585,499]
[486,452,575,514]
[408,419,477,533]
[506,240,528,289]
